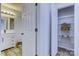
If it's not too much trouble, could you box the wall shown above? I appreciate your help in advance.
[51,4,58,56]
[56,3,74,9]
[2,3,22,12]
[37,3,50,56]
[74,3,79,56]
[14,12,22,42]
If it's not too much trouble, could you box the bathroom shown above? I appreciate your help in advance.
[0,3,22,56]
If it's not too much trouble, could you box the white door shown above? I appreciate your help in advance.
[22,3,36,56]
[51,4,58,56]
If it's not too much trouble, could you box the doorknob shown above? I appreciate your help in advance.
[21,33,24,35]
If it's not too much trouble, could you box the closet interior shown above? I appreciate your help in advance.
[58,6,74,56]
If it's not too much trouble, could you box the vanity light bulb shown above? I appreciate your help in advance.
[7,11,10,14]
[1,10,6,13]
[10,12,12,14]
[1,10,15,16]
[10,12,14,15]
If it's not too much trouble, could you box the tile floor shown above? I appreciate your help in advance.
[56,47,74,56]
[0,45,74,56]
[1,43,22,56]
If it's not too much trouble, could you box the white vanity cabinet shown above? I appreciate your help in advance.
[1,34,16,50]
[1,14,16,51]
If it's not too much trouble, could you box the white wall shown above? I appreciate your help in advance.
[51,4,58,56]
[37,3,50,56]
[15,12,22,42]
[56,3,74,9]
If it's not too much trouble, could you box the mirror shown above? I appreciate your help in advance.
[10,18,14,30]
[1,16,15,33]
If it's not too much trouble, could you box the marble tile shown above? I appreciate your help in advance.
[1,44,74,56]
[1,44,22,56]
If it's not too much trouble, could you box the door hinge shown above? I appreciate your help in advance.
[35,28,38,32]
[35,3,38,6]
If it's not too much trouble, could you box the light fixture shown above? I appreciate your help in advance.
[1,10,16,16]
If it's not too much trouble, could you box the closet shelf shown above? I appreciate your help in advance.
[58,15,74,19]
[58,40,74,50]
